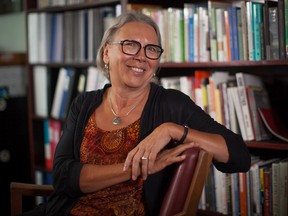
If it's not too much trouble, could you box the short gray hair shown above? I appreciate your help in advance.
[96,11,162,77]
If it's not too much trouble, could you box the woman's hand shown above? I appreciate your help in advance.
[145,143,196,179]
[123,123,196,180]
[123,123,172,180]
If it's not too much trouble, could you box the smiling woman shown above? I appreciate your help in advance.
[21,11,251,216]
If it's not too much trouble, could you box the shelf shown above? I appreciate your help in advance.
[27,0,120,13]
[246,141,288,150]
[30,62,96,68]
[160,60,288,75]
[0,52,26,65]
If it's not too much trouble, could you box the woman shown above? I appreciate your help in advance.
[35,11,250,216]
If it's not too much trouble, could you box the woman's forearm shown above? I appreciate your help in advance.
[79,163,132,193]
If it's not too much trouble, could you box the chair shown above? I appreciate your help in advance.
[10,147,212,216]
[10,182,54,215]
[159,147,213,216]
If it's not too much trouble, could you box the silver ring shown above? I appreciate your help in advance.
[141,156,148,160]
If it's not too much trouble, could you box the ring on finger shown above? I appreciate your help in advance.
[141,156,148,160]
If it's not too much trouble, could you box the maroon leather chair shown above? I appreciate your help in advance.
[159,147,213,216]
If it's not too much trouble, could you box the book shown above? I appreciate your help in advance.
[184,3,196,62]
[263,0,278,60]
[38,12,51,63]
[252,2,264,61]
[28,13,39,63]
[33,66,49,117]
[246,2,254,61]
[272,162,280,215]
[277,0,287,59]
[285,0,288,57]
[279,158,288,216]
[246,87,272,141]
[235,73,259,141]
[269,7,280,60]
[51,68,68,119]
[43,119,52,170]
[49,119,62,172]
[58,67,77,120]
[228,86,248,140]
[258,108,288,142]
[263,167,272,216]
[239,172,248,216]
[226,80,239,134]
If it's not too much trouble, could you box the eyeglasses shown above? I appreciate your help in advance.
[111,40,164,60]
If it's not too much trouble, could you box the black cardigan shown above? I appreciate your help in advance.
[42,83,250,216]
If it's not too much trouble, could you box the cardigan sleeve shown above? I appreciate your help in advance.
[184,100,251,173]
[52,94,85,198]
[157,88,251,173]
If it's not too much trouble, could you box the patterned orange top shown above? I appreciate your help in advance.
[70,112,145,216]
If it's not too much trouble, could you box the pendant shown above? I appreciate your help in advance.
[112,116,121,125]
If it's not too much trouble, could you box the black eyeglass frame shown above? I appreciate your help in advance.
[111,39,164,60]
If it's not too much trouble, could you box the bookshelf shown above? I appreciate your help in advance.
[24,0,288,215]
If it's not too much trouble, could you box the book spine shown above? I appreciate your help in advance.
[209,6,218,61]
[285,0,288,57]
[269,7,280,60]
[246,2,254,61]
[252,2,263,61]
[278,0,287,59]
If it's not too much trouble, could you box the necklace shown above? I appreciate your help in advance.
[109,95,141,125]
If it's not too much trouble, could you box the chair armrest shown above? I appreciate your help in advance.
[10,182,54,215]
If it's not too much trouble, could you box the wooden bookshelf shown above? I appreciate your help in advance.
[24,0,288,215]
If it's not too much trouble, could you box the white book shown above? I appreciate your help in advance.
[237,85,255,140]
[216,8,225,61]
[236,72,264,140]
[38,12,51,63]
[236,72,264,88]
[227,85,239,134]
[85,67,108,92]
[160,77,181,90]
[28,13,39,63]
[246,2,254,61]
[85,67,98,92]
[199,7,209,62]
[51,68,67,119]
[33,66,48,117]
[228,86,248,140]
[180,76,193,99]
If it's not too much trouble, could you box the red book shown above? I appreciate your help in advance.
[258,108,288,142]
[239,172,248,216]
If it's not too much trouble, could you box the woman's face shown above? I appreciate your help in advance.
[103,22,161,90]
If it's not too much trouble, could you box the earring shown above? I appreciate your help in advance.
[104,63,110,80]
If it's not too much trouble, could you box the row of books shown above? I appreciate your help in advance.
[137,0,288,62]
[28,6,117,64]
[43,119,62,171]
[37,0,88,8]
[198,156,288,216]
[160,71,288,142]
[34,170,52,205]
[33,66,109,119]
